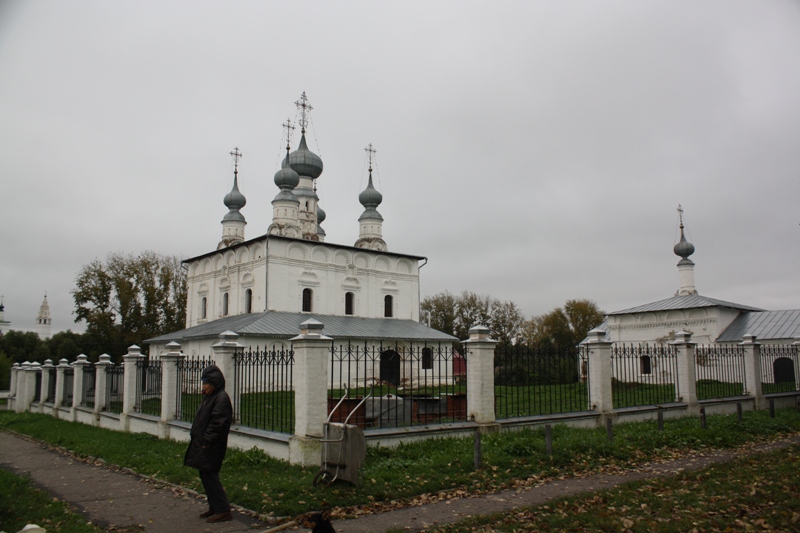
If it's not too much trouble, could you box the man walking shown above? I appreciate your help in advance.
[184,364,233,523]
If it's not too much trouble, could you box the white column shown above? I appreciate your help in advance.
[94,354,112,413]
[121,345,143,431]
[15,362,34,413]
[72,355,89,421]
[159,341,183,439]
[211,331,243,424]
[671,331,699,413]
[741,334,763,410]
[9,362,19,397]
[585,329,613,415]
[289,319,331,466]
[39,359,53,412]
[463,325,498,427]
[54,358,69,409]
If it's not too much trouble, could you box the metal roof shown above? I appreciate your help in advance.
[716,309,800,342]
[145,311,457,344]
[608,294,764,315]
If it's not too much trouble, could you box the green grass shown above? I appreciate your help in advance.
[2,408,800,519]
[696,379,744,400]
[496,382,589,416]
[0,467,103,533]
[425,443,800,533]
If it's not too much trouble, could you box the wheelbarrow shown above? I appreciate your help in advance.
[313,386,370,486]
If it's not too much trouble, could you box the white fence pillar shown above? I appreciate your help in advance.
[289,319,331,466]
[94,354,112,413]
[463,325,498,427]
[741,334,763,410]
[9,362,19,398]
[671,330,699,413]
[54,358,69,410]
[39,359,53,412]
[159,341,183,439]
[586,329,613,417]
[211,331,243,424]
[71,355,89,421]
[15,362,34,413]
[120,345,143,431]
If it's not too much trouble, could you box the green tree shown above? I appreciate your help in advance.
[521,299,605,349]
[453,291,494,342]
[489,300,524,348]
[72,251,186,358]
[0,351,12,389]
[420,291,458,337]
[0,330,48,363]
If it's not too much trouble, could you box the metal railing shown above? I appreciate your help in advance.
[234,346,295,434]
[62,367,74,406]
[46,367,57,403]
[761,344,799,393]
[611,344,679,407]
[176,356,215,423]
[329,341,465,429]
[695,345,746,399]
[105,364,125,414]
[495,344,589,418]
[33,371,42,403]
[135,357,162,416]
[80,365,96,408]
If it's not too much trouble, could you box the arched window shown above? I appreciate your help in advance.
[422,347,433,370]
[245,289,252,314]
[201,297,207,319]
[302,288,313,312]
[384,295,393,318]
[345,292,354,315]
[222,292,229,316]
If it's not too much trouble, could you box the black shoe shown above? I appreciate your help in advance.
[207,511,233,523]
[199,509,214,518]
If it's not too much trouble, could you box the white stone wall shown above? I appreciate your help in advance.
[607,306,743,345]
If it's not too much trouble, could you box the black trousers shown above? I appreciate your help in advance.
[199,470,230,513]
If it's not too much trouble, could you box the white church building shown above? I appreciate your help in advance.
[600,208,800,346]
[147,94,455,356]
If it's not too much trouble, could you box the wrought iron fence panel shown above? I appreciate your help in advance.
[494,344,589,418]
[46,367,56,403]
[33,370,42,403]
[611,344,678,408]
[329,341,465,429]
[694,345,746,399]
[234,346,294,433]
[105,364,125,414]
[760,344,800,393]
[80,365,96,408]
[135,357,163,416]
[62,367,74,405]
[176,356,215,423]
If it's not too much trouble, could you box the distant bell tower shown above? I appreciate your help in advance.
[218,147,247,250]
[674,205,698,296]
[34,292,52,339]
[354,143,388,251]
[0,295,11,334]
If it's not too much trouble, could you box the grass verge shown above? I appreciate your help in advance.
[423,443,800,532]
[0,467,102,533]
[1,408,800,519]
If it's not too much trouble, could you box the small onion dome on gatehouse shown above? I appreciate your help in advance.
[673,224,695,262]
[283,134,323,179]
[222,175,246,222]
[358,175,383,210]
[274,161,300,191]
[316,205,326,224]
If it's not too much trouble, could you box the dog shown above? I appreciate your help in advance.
[296,509,336,533]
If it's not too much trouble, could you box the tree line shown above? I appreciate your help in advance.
[420,290,605,350]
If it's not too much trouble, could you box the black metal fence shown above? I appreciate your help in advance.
[105,364,125,414]
[494,344,589,418]
[694,345,745,399]
[234,347,294,434]
[80,365,96,408]
[329,341,465,429]
[62,367,74,406]
[761,344,799,393]
[176,356,215,423]
[33,371,42,403]
[46,367,56,403]
[135,358,162,416]
[611,344,679,407]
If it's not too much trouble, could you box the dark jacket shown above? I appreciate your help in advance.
[184,365,233,473]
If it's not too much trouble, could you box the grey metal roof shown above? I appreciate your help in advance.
[609,294,764,315]
[145,311,457,344]
[716,309,800,342]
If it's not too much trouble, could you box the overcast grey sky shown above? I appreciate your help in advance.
[1,1,799,335]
